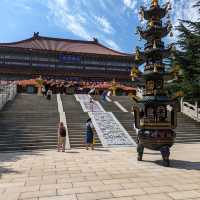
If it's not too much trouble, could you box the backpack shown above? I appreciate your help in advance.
[59,127,66,137]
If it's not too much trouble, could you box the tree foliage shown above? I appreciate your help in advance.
[169,1,200,102]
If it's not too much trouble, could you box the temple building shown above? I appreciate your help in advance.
[0,32,135,81]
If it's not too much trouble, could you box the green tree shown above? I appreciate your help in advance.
[169,1,200,102]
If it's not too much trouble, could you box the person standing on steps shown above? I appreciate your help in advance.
[101,90,107,102]
[85,118,95,150]
[89,97,94,112]
[46,88,52,100]
[57,122,66,152]
[41,85,46,96]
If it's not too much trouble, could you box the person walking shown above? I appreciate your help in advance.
[57,122,66,152]
[85,118,95,150]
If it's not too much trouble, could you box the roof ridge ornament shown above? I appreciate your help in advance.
[93,37,98,44]
[33,32,40,38]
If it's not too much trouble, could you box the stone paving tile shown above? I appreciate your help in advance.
[76,191,113,200]
[90,183,123,192]
[121,182,150,189]
[57,177,86,183]
[19,189,57,199]
[73,180,104,187]
[0,181,25,188]
[143,186,176,194]
[0,144,200,200]
[168,190,200,199]
[134,193,173,200]
[1,191,21,200]
[103,178,132,185]
[39,183,73,191]
[6,185,40,193]
[39,194,77,200]
[0,187,5,194]
[101,197,134,200]
[172,183,200,191]
[112,188,146,197]
[57,186,92,195]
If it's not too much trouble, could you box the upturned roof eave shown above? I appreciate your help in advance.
[0,45,135,60]
[0,35,134,58]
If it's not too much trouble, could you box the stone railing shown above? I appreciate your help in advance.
[56,94,70,149]
[181,98,200,122]
[0,83,17,110]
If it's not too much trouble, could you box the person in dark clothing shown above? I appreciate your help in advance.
[46,89,52,100]
[57,122,66,152]
[101,90,107,102]
[45,84,49,95]
[85,118,95,150]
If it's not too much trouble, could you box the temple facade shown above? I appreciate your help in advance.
[0,33,135,81]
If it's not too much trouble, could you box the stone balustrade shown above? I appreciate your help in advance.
[0,83,17,110]
[181,98,200,122]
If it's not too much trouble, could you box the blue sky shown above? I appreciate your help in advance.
[0,0,198,53]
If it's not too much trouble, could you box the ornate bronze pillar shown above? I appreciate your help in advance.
[132,0,177,166]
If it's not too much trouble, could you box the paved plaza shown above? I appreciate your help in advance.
[0,144,200,200]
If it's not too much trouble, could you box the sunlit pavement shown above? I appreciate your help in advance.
[0,143,200,200]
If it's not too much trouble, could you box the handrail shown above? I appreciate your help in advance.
[0,83,17,110]
[56,94,71,149]
[181,98,200,122]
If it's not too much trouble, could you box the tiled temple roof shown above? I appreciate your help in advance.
[0,34,132,57]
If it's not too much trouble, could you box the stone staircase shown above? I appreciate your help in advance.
[175,113,200,143]
[61,95,102,148]
[92,96,137,142]
[112,96,200,144]
[0,94,59,151]
[93,96,120,112]
[113,112,137,142]
[89,95,137,144]
[111,96,133,112]
[1,93,199,152]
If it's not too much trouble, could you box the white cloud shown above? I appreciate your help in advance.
[104,39,120,51]
[169,0,199,40]
[123,0,137,10]
[47,0,91,40]
[46,0,121,51]
[12,0,32,11]
[94,16,114,34]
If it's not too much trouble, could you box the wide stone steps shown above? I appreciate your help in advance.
[112,96,200,144]
[0,94,59,151]
[113,112,137,142]
[93,96,120,112]
[62,95,84,111]
[111,96,133,112]
[1,93,199,151]
[62,95,102,148]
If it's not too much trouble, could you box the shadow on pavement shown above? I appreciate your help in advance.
[0,151,43,178]
[142,159,200,170]
[65,151,80,153]
[144,152,160,155]
[0,166,20,179]
[93,148,110,152]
